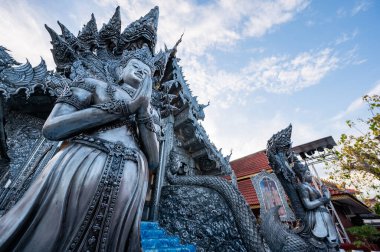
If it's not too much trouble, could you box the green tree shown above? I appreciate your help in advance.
[374,202,380,215]
[347,225,380,250]
[329,95,380,199]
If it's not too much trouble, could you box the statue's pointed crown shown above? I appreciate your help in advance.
[97,6,121,51]
[77,13,98,50]
[45,6,168,79]
[117,6,159,54]
[121,45,155,70]
[267,124,293,152]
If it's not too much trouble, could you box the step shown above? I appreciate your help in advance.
[141,237,181,249]
[143,244,196,252]
[141,221,159,230]
[141,229,167,239]
[140,221,196,252]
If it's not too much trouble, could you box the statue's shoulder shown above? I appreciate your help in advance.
[296,182,309,193]
[70,78,106,93]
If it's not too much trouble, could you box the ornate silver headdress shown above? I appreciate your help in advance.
[120,46,168,76]
[267,124,293,153]
[120,46,155,71]
[45,6,170,82]
[115,6,159,55]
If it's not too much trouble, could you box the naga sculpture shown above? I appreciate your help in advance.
[0,6,171,252]
[263,125,340,252]
[161,150,266,252]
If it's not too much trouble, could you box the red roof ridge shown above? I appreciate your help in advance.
[230,149,266,164]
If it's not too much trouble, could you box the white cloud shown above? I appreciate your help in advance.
[332,80,380,121]
[0,1,54,66]
[204,109,324,159]
[247,47,266,54]
[335,29,358,45]
[305,20,315,27]
[342,46,367,65]
[242,48,340,93]
[253,96,267,104]
[336,7,347,18]
[180,54,255,108]
[351,0,371,16]
[348,81,379,112]
[336,1,371,18]
[179,46,360,109]
[239,0,310,37]
[328,81,380,188]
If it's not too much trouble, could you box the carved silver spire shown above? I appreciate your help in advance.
[98,6,121,50]
[116,6,159,54]
[77,13,98,51]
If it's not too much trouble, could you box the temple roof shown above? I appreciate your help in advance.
[230,150,271,178]
[236,179,258,206]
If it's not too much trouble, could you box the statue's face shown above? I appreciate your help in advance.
[304,170,312,183]
[121,59,151,87]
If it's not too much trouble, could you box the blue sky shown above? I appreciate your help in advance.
[1,0,379,163]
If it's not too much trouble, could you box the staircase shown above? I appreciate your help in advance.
[140,222,196,252]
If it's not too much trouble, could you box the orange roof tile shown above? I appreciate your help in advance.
[230,150,271,178]
[237,179,259,206]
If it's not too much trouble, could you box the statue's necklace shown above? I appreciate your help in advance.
[120,85,136,98]
[106,83,136,101]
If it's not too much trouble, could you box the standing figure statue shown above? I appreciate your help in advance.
[0,6,167,252]
[264,124,340,251]
[296,166,339,250]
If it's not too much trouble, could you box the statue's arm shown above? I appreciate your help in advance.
[137,108,159,171]
[297,184,327,210]
[42,87,121,140]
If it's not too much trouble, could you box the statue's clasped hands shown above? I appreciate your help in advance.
[132,76,152,117]
[88,75,153,118]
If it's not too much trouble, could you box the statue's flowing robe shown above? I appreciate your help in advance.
[0,137,148,252]
[300,184,339,245]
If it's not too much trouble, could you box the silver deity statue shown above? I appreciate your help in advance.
[296,168,340,249]
[0,7,162,252]
[263,125,340,251]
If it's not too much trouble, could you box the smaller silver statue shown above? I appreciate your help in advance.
[295,167,340,249]
[264,125,340,251]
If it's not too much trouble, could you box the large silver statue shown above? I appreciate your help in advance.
[263,125,340,252]
[0,7,166,252]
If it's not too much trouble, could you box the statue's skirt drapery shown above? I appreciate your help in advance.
[0,136,148,252]
[298,183,340,247]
